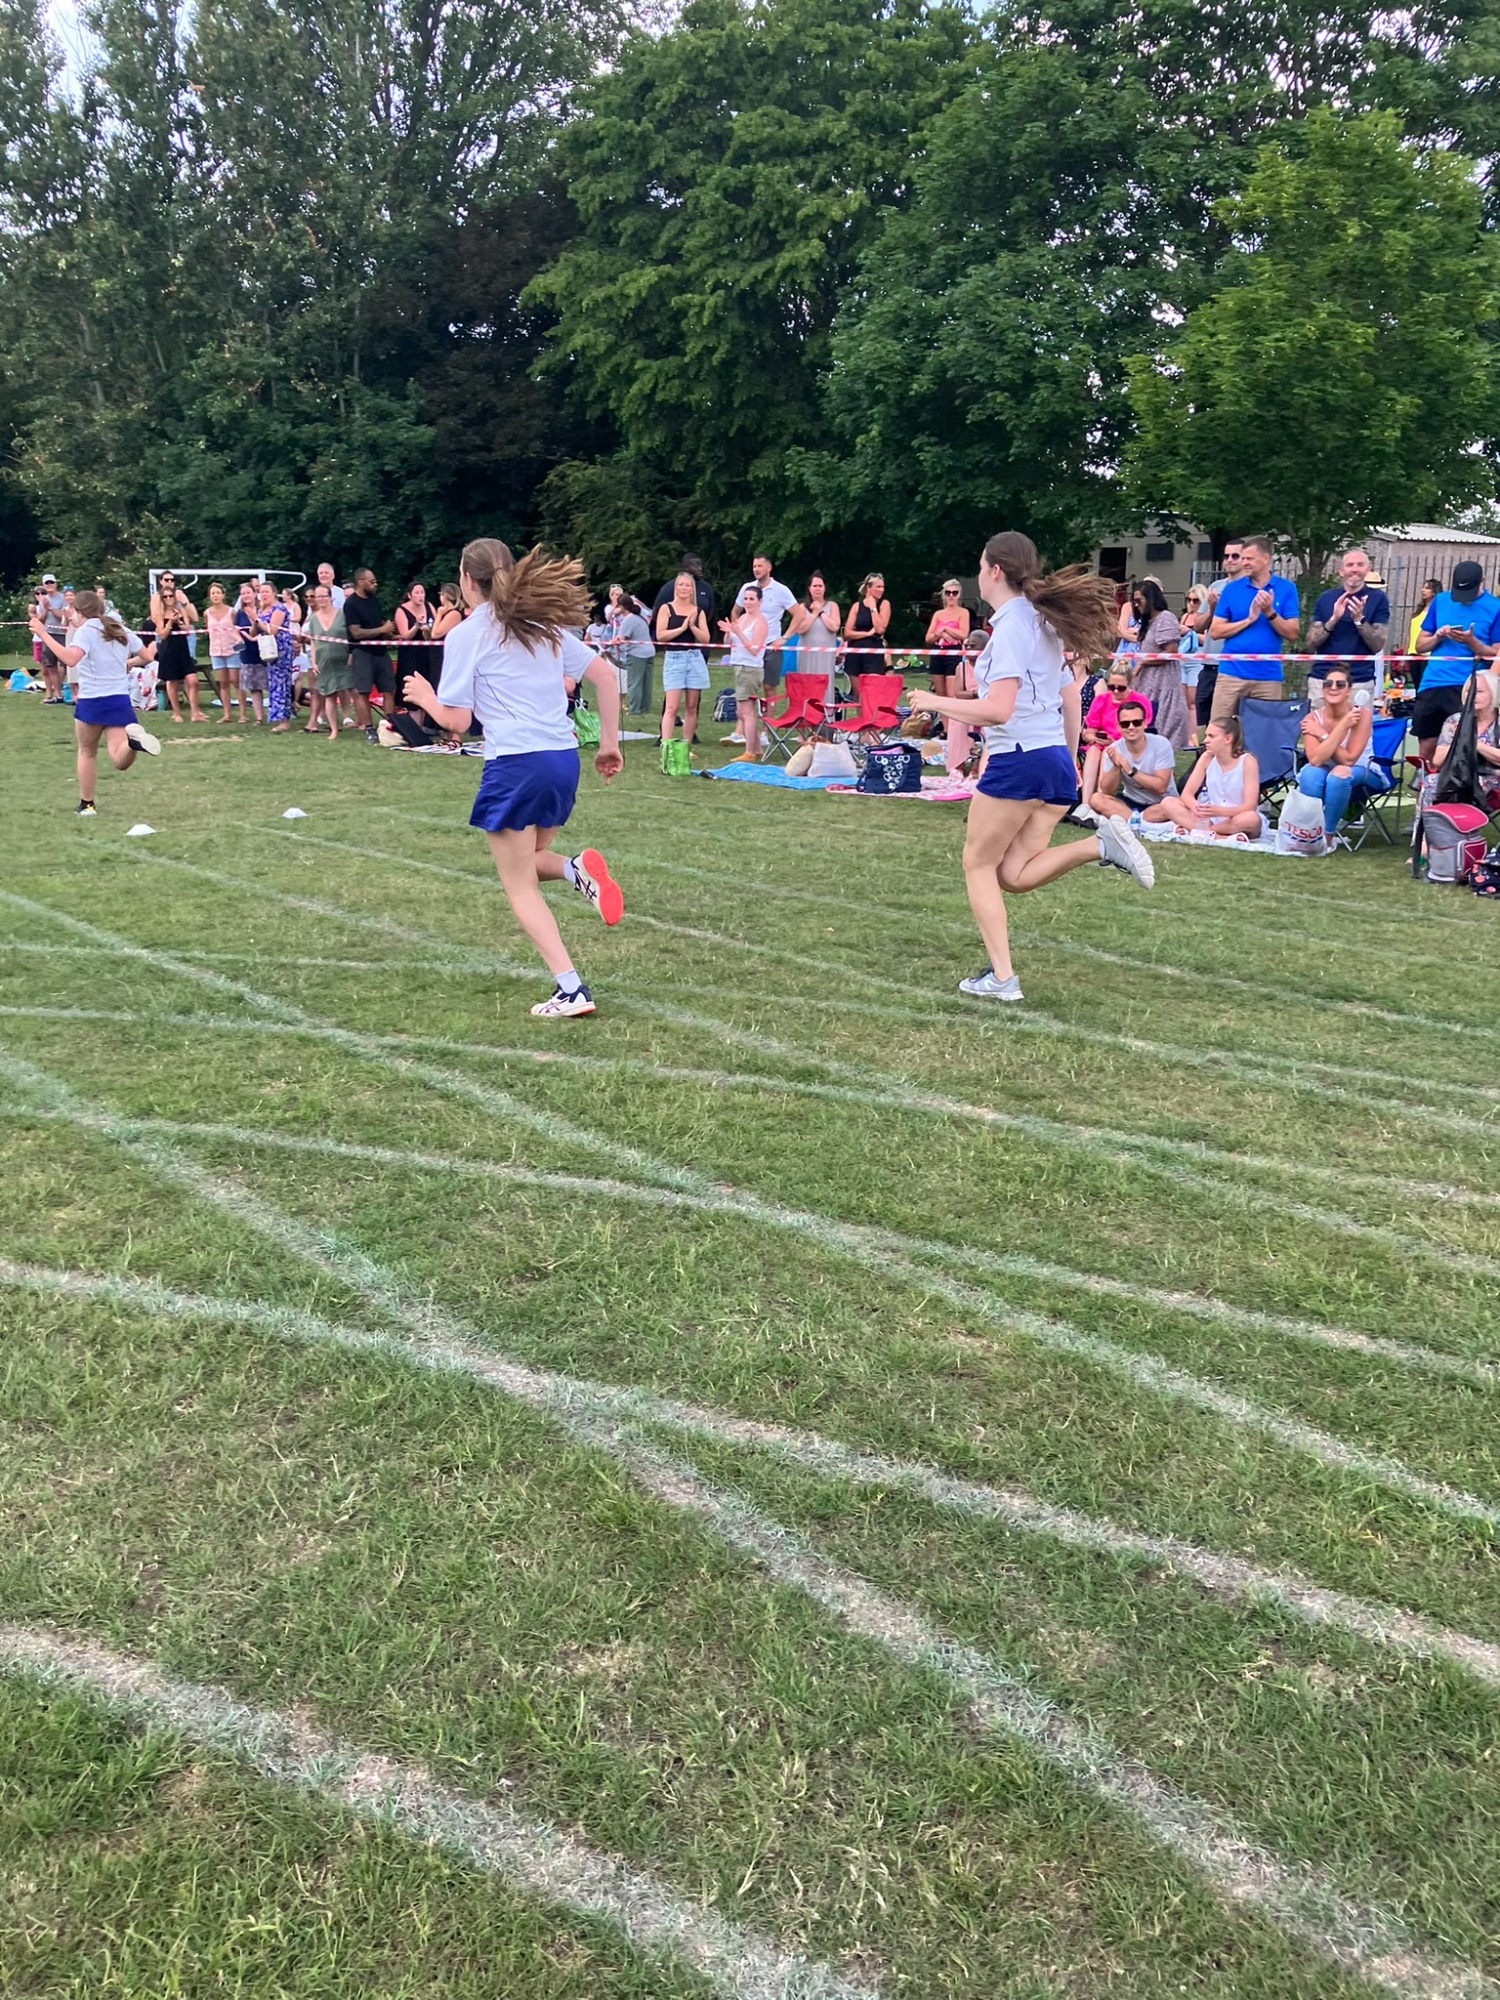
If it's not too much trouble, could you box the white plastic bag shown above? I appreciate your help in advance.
[1274,786,1327,858]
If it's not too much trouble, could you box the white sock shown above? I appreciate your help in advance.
[556,968,583,995]
[561,855,580,888]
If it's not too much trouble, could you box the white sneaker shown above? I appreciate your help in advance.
[530,983,596,1018]
[958,969,1024,1002]
[1072,803,1098,826]
[124,722,160,756]
[1096,814,1155,888]
[724,731,745,745]
[570,847,623,925]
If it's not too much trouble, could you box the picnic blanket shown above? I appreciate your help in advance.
[705,764,845,790]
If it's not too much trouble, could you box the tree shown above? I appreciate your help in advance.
[1123,110,1499,592]
[528,0,977,581]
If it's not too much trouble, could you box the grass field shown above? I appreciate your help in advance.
[0,686,1496,2000]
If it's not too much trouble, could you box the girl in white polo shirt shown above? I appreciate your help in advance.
[909,530,1154,1003]
[29,591,160,817]
[401,538,624,1019]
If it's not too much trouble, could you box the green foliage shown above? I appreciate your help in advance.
[1124,110,1499,585]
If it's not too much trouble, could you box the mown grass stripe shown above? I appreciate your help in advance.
[4,1093,1490,1388]
[121,853,1500,1142]
[5,1253,1495,1689]
[0,1625,876,2000]
[3,907,1496,1523]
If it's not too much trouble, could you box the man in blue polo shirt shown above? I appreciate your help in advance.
[1415,559,1500,758]
[1208,533,1301,723]
[1307,547,1390,709]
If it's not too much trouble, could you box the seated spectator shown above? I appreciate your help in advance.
[1431,669,1500,811]
[1079,667,1150,804]
[1087,698,1177,823]
[1158,717,1264,840]
[1295,666,1375,837]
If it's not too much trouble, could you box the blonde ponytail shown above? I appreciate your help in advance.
[460,538,589,653]
[981,530,1118,660]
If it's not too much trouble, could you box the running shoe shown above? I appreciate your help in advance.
[1096,814,1156,888]
[571,847,624,926]
[1068,802,1098,827]
[958,969,1023,1002]
[530,983,596,1018]
[124,721,160,757]
[75,801,97,818]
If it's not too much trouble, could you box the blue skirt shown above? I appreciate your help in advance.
[74,695,136,729]
[976,743,1079,807]
[469,748,580,834]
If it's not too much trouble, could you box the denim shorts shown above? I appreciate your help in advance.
[663,649,709,691]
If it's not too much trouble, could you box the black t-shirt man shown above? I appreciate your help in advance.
[344,583,396,699]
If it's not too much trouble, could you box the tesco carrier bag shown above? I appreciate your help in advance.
[1274,787,1327,858]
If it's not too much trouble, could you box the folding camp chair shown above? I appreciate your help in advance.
[831,672,904,743]
[1340,714,1409,848]
[1239,696,1310,814]
[761,671,828,760]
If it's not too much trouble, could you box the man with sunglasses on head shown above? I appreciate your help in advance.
[1307,547,1388,711]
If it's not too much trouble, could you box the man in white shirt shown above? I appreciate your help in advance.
[735,554,796,677]
[316,562,346,611]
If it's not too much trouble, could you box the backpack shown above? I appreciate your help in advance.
[1418,803,1489,884]
[1470,849,1500,898]
[660,738,692,776]
[1274,786,1327,858]
[713,685,738,723]
[856,742,923,794]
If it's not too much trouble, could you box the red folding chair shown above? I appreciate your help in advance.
[831,672,904,742]
[761,671,828,760]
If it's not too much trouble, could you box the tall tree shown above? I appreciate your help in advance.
[1123,110,1498,590]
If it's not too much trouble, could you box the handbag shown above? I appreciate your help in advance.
[256,633,279,662]
[661,738,692,776]
[856,743,923,793]
[573,701,601,747]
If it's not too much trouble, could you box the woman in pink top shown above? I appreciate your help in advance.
[203,582,242,722]
[1079,667,1151,814]
[924,579,970,699]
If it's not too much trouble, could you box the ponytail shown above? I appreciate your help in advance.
[74,588,128,645]
[460,538,589,653]
[981,530,1118,660]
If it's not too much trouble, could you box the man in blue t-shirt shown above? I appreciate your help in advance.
[1207,533,1301,723]
[1415,559,1500,756]
[1307,547,1390,709]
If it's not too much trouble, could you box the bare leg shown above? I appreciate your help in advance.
[75,721,103,801]
[1212,808,1264,838]
[735,698,761,757]
[659,690,682,744]
[1090,767,1131,820]
[960,794,1054,980]
[214,668,233,719]
[683,688,702,743]
[486,826,574,978]
[164,677,185,722]
[42,660,61,700]
[185,671,207,723]
[996,806,1103,893]
[250,688,265,725]
[1078,742,1104,799]
[104,725,138,772]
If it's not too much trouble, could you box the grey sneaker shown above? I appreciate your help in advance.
[124,721,160,756]
[1096,814,1156,889]
[958,969,1024,1003]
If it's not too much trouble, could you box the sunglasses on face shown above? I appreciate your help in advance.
[943,588,959,596]
[1120,714,1145,726]
[1323,680,1349,691]
[1107,682,1128,693]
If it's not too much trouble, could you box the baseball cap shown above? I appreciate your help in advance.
[41,573,56,584]
[1452,560,1485,602]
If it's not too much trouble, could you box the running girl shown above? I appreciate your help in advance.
[402,538,625,1019]
[908,530,1154,1004]
[30,591,160,816]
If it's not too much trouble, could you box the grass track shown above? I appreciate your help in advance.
[0,693,1496,1998]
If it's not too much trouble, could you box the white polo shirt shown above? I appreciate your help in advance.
[436,605,597,760]
[976,598,1069,752]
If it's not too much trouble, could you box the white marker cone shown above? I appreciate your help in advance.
[124,824,155,838]
[282,807,307,820]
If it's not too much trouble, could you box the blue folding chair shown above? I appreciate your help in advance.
[1239,696,1310,814]
[1341,714,1410,848]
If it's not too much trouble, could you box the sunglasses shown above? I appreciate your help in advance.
[1323,680,1350,691]
[1107,682,1129,693]
[943,588,959,596]
[1119,714,1146,726]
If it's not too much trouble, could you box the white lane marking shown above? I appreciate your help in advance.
[115,855,1500,1140]
[4,1037,1496,1533]
[4,990,1499,1270]
[5,1253,1496,1690]
[4,1094,1492,1387]
[0,1625,877,2000]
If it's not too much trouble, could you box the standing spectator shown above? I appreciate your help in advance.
[924,580,970,697]
[1129,578,1189,749]
[343,567,397,743]
[652,552,714,624]
[1183,539,1245,738]
[655,570,711,747]
[1413,559,1500,759]
[1307,548,1389,709]
[394,582,434,714]
[316,561,346,611]
[234,580,266,725]
[604,585,655,715]
[1208,533,1300,722]
[721,583,768,761]
[1408,577,1441,660]
[1087,698,1177,822]
[432,583,464,642]
[302,583,352,738]
[735,555,797,691]
[203,581,241,723]
[1295,666,1375,837]
[151,570,206,724]
[844,573,891,676]
[1179,586,1207,745]
[36,573,66,701]
[254,579,295,731]
[786,573,841,702]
